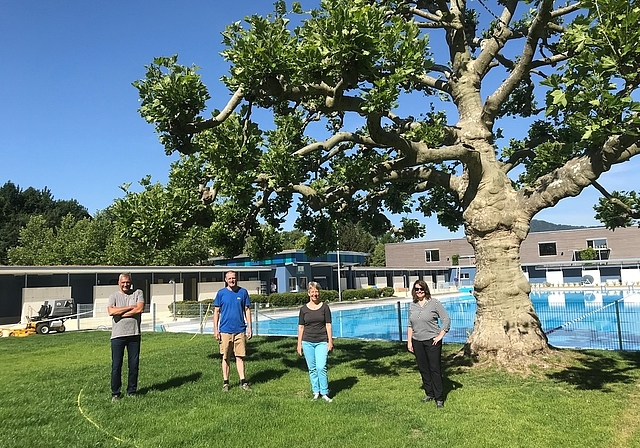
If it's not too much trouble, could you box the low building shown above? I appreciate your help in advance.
[384,226,640,286]
[0,250,369,325]
[0,265,271,325]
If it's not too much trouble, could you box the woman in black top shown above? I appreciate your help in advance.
[297,281,333,402]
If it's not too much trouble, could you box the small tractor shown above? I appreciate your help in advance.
[26,299,75,334]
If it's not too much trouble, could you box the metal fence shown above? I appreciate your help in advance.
[251,299,640,351]
[69,298,640,351]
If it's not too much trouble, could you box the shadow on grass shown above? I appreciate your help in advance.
[137,372,203,395]
[332,376,358,396]
[332,340,415,376]
[205,336,474,387]
[444,378,464,399]
[250,368,291,385]
[546,350,640,391]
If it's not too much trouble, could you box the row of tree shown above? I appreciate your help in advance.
[0,182,89,264]
[1,179,397,266]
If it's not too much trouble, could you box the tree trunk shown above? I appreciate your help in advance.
[464,229,549,362]
[462,168,550,362]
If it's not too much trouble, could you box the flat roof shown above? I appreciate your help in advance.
[0,265,272,275]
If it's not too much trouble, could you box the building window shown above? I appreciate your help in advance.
[538,242,557,256]
[587,238,607,249]
[425,249,440,263]
[299,277,307,290]
[289,277,297,292]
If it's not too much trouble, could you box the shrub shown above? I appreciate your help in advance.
[250,294,268,304]
[320,290,339,302]
[267,292,308,307]
[170,300,212,318]
[380,287,395,297]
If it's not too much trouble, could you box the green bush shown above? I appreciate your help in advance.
[320,289,339,302]
[250,294,268,304]
[169,287,393,314]
[251,290,340,308]
[380,286,395,297]
[169,300,212,318]
[267,292,308,307]
[338,287,396,301]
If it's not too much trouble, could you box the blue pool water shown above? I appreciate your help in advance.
[253,290,640,351]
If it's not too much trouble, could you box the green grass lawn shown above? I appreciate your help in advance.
[1,331,640,448]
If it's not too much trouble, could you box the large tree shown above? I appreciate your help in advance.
[134,0,640,362]
[0,182,90,264]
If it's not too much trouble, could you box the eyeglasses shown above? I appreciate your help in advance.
[414,288,425,292]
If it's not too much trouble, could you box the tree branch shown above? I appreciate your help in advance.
[591,180,640,220]
[483,0,555,122]
[520,134,640,218]
[187,88,245,133]
[293,132,380,157]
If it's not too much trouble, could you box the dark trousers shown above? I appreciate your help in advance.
[111,335,141,396]
[412,338,444,401]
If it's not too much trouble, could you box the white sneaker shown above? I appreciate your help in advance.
[321,394,332,402]
[312,393,320,401]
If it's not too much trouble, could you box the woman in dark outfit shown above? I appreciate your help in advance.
[297,281,333,402]
[407,279,451,408]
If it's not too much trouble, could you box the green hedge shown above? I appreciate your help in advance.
[340,287,394,301]
[169,300,213,318]
[170,287,394,315]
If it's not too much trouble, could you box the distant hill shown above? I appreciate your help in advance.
[530,219,590,233]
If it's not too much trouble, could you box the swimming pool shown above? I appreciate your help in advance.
[252,290,640,351]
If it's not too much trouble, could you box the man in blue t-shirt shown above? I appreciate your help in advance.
[213,270,252,392]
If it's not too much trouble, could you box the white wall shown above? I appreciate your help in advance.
[354,277,370,288]
[197,281,263,301]
[581,269,601,285]
[197,282,225,301]
[546,271,564,285]
[151,283,184,317]
[21,286,72,323]
[242,280,264,295]
[93,285,120,317]
[392,276,406,292]
[621,268,640,285]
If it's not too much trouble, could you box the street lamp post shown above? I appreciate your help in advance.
[169,279,176,321]
[337,228,342,302]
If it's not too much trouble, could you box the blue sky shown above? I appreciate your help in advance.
[1,1,635,241]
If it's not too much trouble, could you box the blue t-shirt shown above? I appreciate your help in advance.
[214,286,251,334]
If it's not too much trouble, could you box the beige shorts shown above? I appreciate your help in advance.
[219,332,246,360]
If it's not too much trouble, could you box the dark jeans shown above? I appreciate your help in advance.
[111,335,141,396]
[412,338,444,401]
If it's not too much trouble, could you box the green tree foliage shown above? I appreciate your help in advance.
[337,222,376,254]
[0,182,90,264]
[108,157,215,265]
[134,0,640,361]
[578,247,597,261]
[280,229,307,250]
[8,215,108,265]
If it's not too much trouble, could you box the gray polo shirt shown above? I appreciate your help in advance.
[108,289,144,339]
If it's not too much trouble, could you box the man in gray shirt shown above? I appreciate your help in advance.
[107,273,145,401]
